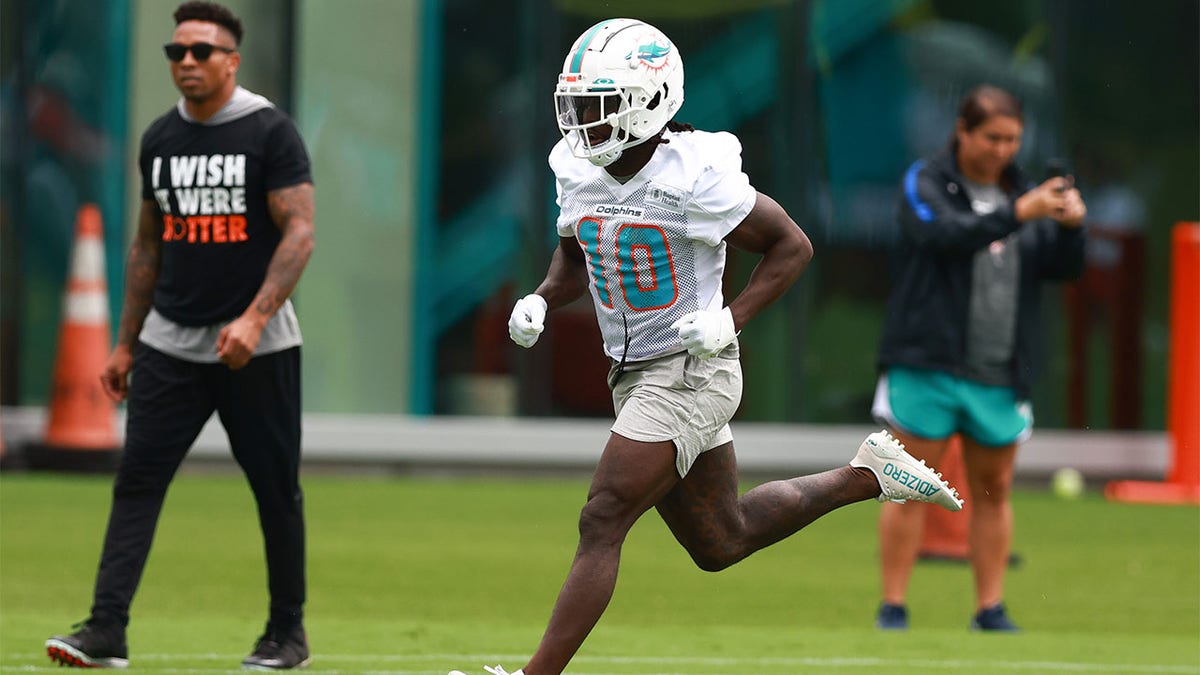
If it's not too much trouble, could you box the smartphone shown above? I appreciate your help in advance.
[1045,159,1068,192]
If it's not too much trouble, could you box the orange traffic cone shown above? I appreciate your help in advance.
[918,435,970,561]
[29,204,120,471]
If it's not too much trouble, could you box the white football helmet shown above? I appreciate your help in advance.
[555,18,685,167]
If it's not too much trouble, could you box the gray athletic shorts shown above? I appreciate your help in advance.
[608,342,742,477]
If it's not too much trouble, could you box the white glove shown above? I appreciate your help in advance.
[508,294,548,348]
[671,306,738,360]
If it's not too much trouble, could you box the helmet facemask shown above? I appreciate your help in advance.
[556,83,649,167]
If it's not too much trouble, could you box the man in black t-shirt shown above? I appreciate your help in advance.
[46,2,315,670]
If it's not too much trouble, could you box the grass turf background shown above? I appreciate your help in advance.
[2,471,1197,674]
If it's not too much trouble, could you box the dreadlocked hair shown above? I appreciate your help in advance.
[655,120,694,147]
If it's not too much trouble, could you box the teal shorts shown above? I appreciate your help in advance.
[871,366,1032,447]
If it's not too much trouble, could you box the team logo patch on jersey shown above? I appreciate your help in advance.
[645,182,686,213]
[594,204,645,218]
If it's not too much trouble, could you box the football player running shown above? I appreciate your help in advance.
[450,18,962,675]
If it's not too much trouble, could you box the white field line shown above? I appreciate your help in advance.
[8,652,1200,674]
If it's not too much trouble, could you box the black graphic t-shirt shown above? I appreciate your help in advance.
[140,106,311,326]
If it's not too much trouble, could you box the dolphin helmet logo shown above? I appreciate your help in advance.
[628,40,671,70]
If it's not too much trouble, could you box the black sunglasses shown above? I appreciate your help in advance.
[163,42,236,62]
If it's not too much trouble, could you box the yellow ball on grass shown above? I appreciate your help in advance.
[1051,467,1085,499]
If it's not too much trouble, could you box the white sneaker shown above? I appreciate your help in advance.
[850,430,964,511]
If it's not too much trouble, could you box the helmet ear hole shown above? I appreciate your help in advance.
[646,90,662,111]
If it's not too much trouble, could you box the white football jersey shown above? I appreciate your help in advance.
[550,129,757,361]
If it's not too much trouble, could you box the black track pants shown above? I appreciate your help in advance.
[89,344,304,627]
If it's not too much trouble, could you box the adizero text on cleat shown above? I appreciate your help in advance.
[850,430,964,511]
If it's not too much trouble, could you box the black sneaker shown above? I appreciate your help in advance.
[45,619,129,668]
[242,623,311,670]
[875,602,909,630]
[971,602,1020,632]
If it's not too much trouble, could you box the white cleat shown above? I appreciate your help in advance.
[850,430,964,511]
[448,667,523,675]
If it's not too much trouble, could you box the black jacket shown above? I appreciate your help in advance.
[877,146,1086,399]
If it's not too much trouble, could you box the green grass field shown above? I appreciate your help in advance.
[1,470,1197,674]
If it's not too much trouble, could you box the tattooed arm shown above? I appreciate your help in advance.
[217,182,315,369]
[253,182,316,322]
[100,199,163,401]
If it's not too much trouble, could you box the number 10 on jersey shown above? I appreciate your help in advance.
[577,217,679,311]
